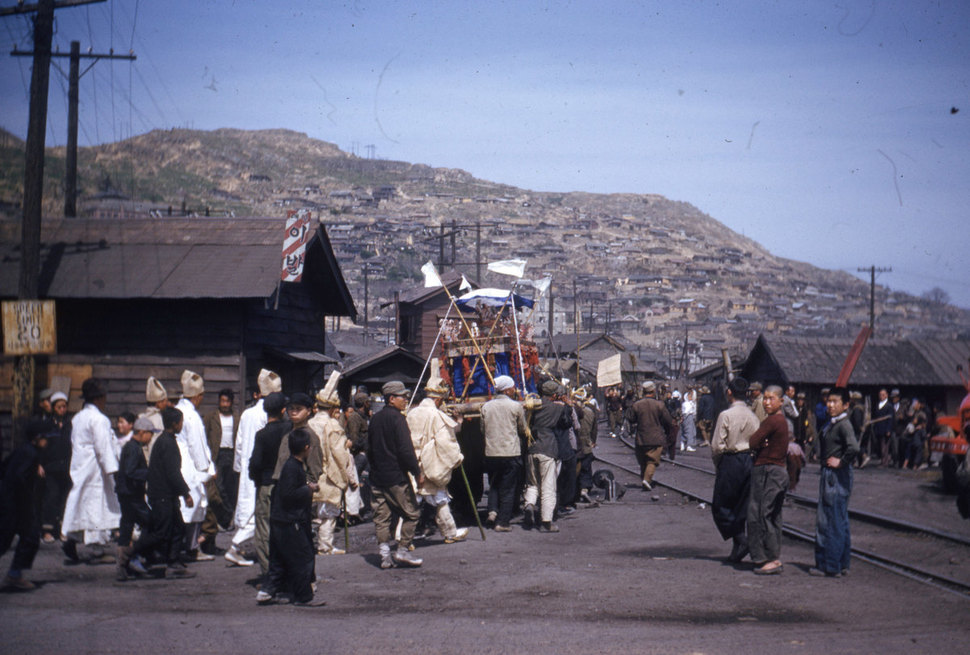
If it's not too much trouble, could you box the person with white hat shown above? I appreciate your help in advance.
[175,370,215,562]
[226,368,281,567]
[308,372,357,555]
[40,391,73,544]
[137,376,171,463]
[406,376,468,545]
[480,375,527,531]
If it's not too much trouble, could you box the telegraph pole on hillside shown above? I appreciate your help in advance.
[2,0,105,444]
[857,265,892,334]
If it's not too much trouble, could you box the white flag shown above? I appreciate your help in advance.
[421,260,442,288]
[533,276,552,296]
[459,275,472,292]
[487,258,527,278]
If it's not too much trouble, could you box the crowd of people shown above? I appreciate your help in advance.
[0,365,956,598]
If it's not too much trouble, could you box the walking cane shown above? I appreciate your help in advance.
[458,462,486,541]
[342,491,350,552]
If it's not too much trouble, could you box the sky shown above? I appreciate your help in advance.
[1,0,968,308]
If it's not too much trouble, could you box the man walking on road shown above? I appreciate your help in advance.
[710,377,760,563]
[626,380,674,491]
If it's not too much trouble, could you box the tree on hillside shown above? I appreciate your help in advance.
[921,286,950,306]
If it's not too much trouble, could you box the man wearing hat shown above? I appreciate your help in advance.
[573,387,598,505]
[115,417,156,580]
[407,377,468,545]
[61,378,122,561]
[175,371,215,562]
[309,373,357,555]
[0,418,53,590]
[481,375,528,531]
[35,388,54,419]
[368,381,424,568]
[626,381,675,491]
[226,369,281,567]
[138,376,171,463]
[523,379,572,533]
[40,390,73,544]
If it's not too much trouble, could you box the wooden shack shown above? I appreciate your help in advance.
[0,216,356,446]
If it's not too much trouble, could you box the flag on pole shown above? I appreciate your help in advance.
[533,276,551,296]
[487,258,527,278]
[281,209,312,282]
[421,260,443,288]
[459,275,472,292]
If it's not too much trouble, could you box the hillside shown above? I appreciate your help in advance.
[1,127,966,369]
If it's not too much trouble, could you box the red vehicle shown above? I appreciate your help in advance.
[929,368,970,493]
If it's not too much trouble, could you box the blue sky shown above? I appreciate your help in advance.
[2,0,968,307]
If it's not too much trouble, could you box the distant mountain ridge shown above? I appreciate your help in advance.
[1,127,966,363]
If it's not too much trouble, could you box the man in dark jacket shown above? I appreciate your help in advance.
[115,417,155,580]
[247,392,290,576]
[811,387,859,578]
[130,407,195,579]
[367,381,423,569]
[524,380,572,533]
[0,418,52,590]
[626,381,674,491]
[257,429,321,606]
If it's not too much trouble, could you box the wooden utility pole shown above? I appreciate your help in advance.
[857,265,892,333]
[3,0,105,443]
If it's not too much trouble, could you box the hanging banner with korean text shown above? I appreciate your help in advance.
[281,209,312,282]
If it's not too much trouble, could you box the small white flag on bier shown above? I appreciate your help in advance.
[533,276,551,296]
[487,258,527,278]
[421,260,443,288]
[459,275,472,292]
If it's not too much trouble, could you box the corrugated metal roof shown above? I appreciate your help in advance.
[0,217,354,313]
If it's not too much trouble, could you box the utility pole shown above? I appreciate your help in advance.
[475,221,482,285]
[857,265,892,333]
[363,265,370,345]
[2,0,104,444]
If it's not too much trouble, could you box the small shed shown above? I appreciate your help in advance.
[0,216,356,445]
[388,272,475,360]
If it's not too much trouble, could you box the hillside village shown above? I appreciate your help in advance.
[2,127,967,373]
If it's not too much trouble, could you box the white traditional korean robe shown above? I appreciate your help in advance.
[231,398,266,544]
[176,398,214,523]
[61,403,121,543]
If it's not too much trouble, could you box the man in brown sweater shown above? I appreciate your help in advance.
[746,385,790,575]
[626,381,675,491]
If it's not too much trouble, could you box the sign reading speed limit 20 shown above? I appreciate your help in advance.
[2,300,57,355]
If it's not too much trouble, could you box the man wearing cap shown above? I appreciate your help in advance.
[574,387,598,504]
[175,370,215,562]
[626,380,675,492]
[138,376,170,463]
[40,390,72,544]
[0,418,52,590]
[310,376,357,555]
[749,382,767,423]
[226,369,281,567]
[524,379,572,532]
[481,375,528,531]
[61,378,122,561]
[115,417,156,580]
[247,392,291,575]
[407,378,468,545]
[710,377,760,563]
[368,381,424,568]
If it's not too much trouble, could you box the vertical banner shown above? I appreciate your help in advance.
[281,209,312,282]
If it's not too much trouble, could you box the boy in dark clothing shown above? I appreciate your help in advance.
[130,407,195,579]
[115,417,157,580]
[0,418,53,590]
[257,429,322,606]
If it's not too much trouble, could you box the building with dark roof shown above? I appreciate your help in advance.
[0,216,356,442]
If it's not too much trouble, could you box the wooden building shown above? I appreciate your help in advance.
[0,216,356,446]
[391,272,473,360]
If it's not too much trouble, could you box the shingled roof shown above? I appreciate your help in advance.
[743,334,968,387]
[0,217,356,318]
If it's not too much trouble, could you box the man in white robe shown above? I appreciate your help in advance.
[225,369,281,567]
[175,370,215,561]
[406,379,468,544]
[61,378,121,560]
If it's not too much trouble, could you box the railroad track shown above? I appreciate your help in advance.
[595,429,970,600]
